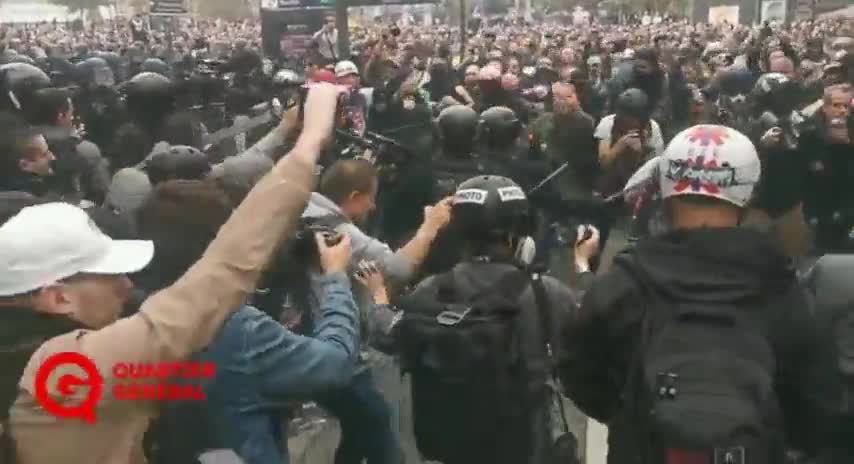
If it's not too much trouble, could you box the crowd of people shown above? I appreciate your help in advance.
[0,8,854,464]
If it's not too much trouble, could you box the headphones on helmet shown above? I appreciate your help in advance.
[514,235,537,268]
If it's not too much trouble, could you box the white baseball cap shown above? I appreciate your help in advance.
[334,60,359,78]
[0,203,154,296]
[659,125,760,208]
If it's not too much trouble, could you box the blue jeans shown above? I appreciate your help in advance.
[319,370,402,464]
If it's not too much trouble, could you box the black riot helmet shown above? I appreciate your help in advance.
[220,49,262,75]
[123,72,175,120]
[452,175,531,243]
[715,67,754,98]
[479,106,521,148]
[615,88,651,121]
[76,57,115,87]
[437,105,478,154]
[0,62,51,112]
[751,72,798,115]
[141,58,170,78]
[94,51,124,81]
[144,145,211,186]
[124,71,172,100]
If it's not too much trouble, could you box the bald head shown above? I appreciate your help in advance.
[770,56,795,80]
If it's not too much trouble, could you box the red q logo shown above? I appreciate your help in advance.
[34,352,103,423]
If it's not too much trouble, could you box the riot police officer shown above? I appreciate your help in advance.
[424,105,502,275]
[478,106,549,192]
[746,72,814,258]
[141,58,171,79]
[432,104,491,198]
[94,51,125,82]
[110,72,177,169]
[708,67,754,129]
[74,56,124,152]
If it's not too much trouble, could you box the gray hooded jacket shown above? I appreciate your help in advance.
[302,192,416,365]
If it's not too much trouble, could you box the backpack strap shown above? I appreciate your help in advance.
[531,273,571,435]
[612,257,664,464]
[434,267,530,325]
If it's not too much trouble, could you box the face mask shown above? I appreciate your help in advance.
[403,98,416,110]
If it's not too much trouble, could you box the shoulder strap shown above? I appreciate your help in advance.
[530,272,571,435]
[531,273,558,363]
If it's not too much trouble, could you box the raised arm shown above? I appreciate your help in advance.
[84,85,340,366]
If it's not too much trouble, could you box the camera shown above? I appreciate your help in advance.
[287,220,343,269]
[334,129,414,183]
[296,83,351,125]
[758,111,799,151]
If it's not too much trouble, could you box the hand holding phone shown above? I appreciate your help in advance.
[623,130,643,152]
[573,225,600,272]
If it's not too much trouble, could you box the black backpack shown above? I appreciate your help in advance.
[800,255,854,459]
[624,261,785,464]
[397,267,550,464]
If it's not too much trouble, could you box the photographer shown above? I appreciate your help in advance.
[594,88,664,248]
[134,179,360,464]
[746,73,814,258]
[750,83,854,257]
[301,158,453,464]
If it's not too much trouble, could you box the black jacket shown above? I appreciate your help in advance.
[558,227,818,463]
[401,260,577,464]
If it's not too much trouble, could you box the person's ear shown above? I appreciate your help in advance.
[18,158,33,173]
[347,190,361,204]
[32,286,72,315]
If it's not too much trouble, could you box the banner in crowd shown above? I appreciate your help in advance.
[761,0,787,23]
[149,0,188,16]
[262,0,435,8]
[708,5,739,24]
[794,0,814,21]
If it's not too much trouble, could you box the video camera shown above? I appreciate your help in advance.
[334,129,415,173]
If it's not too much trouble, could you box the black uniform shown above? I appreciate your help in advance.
[0,62,51,113]
[424,105,501,274]
[110,72,177,168]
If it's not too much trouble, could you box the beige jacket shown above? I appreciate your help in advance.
[9,133,316,464]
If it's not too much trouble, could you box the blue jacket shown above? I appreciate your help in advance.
[198,271,359,464]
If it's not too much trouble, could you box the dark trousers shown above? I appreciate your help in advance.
[319,370,402,464]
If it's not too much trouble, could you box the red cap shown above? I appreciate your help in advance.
[312,69,336,83]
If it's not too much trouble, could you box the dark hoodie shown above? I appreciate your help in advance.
[558,227,818,463]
